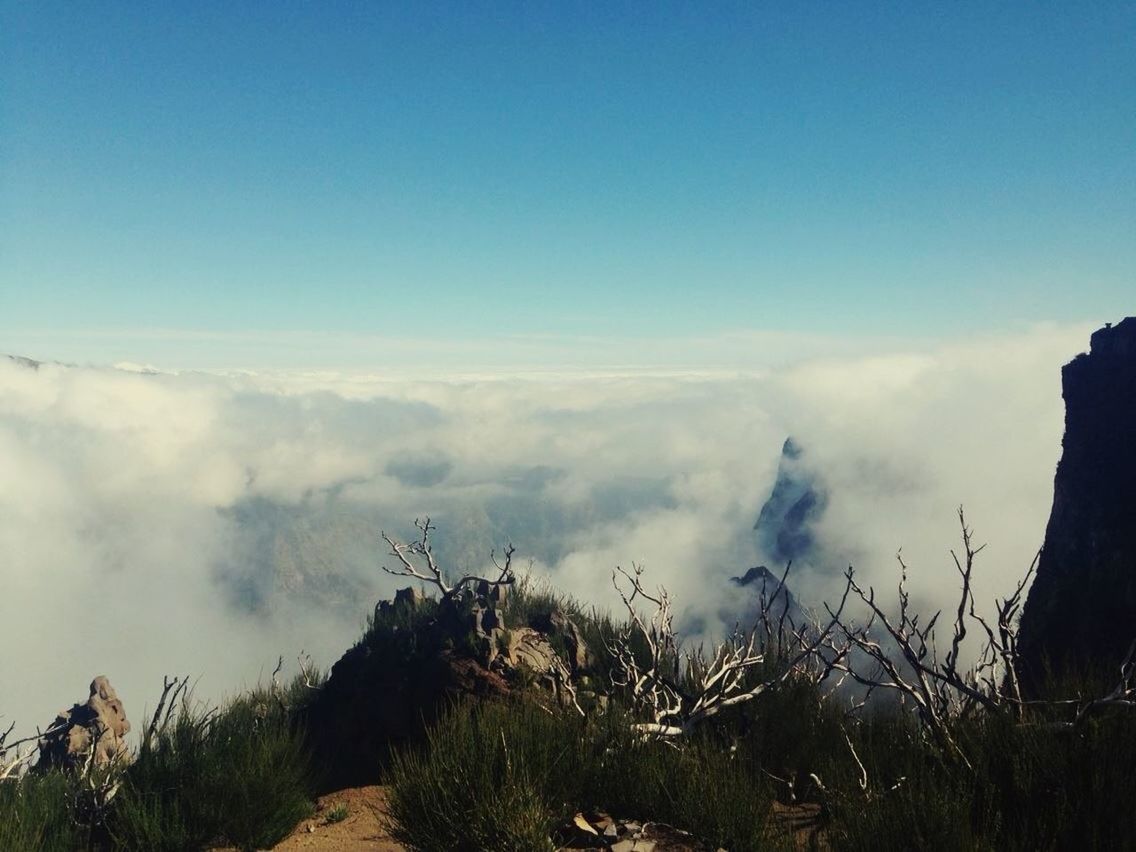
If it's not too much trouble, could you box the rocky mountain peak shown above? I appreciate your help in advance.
[753,437,826,568]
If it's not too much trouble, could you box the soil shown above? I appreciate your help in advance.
[771,801,827,851]
[212,786,825,851]
[270,786,405,851]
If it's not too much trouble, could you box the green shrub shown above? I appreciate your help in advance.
[386,699,782,851]
[111,686,314,851]
[0,771,80,852]
[827,706,1136,851]
[386,701,569,851]
[591,731,782,850]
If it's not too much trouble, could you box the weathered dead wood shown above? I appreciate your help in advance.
[607,561,853,739]
[380,517,516,601]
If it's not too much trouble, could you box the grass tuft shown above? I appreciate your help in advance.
[0,771,81,852]
[110,682,315,851]
[386,699,781,851]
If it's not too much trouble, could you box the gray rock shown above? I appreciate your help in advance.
[37,676,130,772]
[394,586,426,609]
[547,609,594,674]
[476,579,509,604]
[506,627,560,673]
[375,586,427,623]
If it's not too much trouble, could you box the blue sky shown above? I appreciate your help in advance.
[2,3,1133,367]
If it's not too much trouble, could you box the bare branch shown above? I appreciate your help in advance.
[381,518,452,595]
[811,509,1136,763]
[607,561,852,740]
[298,651,322,690]
[144,675,189,751]
[0,719,39,781]
[270,655,287,714]
[380,519,516,601]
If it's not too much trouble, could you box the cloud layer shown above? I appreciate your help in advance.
[0,323,1090,735]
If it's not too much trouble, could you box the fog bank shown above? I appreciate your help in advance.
[0,323,1088,734]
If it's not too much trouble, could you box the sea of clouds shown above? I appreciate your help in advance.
[0,322,1091,736]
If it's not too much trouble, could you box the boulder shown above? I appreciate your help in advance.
[393,586,426,609]
[374,585,427,623]
[551,610,594,674]
[534,609,595,675]
[505,627,560,674]
[37,676,130,772]
[476,578,509,604]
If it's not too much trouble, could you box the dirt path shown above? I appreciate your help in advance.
[271,786,406,851]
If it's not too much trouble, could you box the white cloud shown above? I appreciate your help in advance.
[0,322,1091,736]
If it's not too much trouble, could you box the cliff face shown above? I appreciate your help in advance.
[1018,317,1136,684]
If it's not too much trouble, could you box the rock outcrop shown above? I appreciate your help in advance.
[532,607,595,676]
[36,676,130,772]
[1018,317,1136,686]
[719,438,823,633]
[730,564,804,629]
[754,438,826,568]
[304,588,512,789]
[305,585,592,789]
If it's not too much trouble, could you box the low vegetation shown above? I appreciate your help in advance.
[385,665,1136,850]
[0,770,79,852]
[109,682,315,851]
[387,699,779,852]
[3,516,1136,850]
[380,516,1136,850]
[1,675,320,852]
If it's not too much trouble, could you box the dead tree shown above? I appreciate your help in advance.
[817,508,1136,764]
[0,720,38,781]
[0,717,74,782]
[381,517,516,602]
[811,511,1028,762]
[1064,641,1136,724]
[607,562,853,740]
[75,724,129,823]
[142,675,189,751]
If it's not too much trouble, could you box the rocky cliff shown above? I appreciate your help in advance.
[1018,317,1136,685]
[718,438,824,634]
[753,438,827,568]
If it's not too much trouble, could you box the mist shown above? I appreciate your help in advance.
[0,323,1089,735]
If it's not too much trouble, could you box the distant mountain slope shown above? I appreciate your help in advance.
[217,497,381,615]
[5,354,41,369]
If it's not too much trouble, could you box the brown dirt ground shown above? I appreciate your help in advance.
[275,786,404,851]
[213,787,825,851]
[239,786,406,852]
[771,801,828,851]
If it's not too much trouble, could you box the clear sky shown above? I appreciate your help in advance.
[2,3,1133,367]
